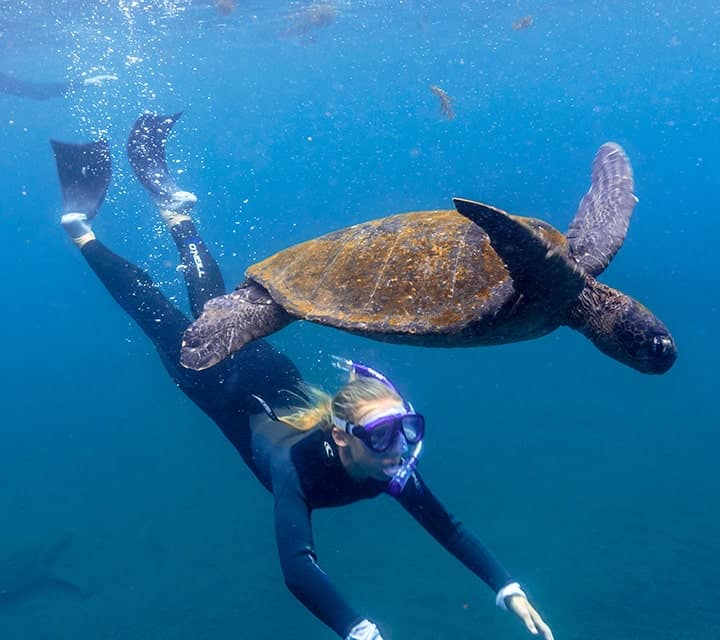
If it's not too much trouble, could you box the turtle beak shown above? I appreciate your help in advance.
[640,334,677,374]
[613,301,677,374]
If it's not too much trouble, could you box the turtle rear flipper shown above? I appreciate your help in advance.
[453,198,585,310]
[566,142,637,277]
[50,140,111,219]
[127,112,183,200]
[181,282,294,371]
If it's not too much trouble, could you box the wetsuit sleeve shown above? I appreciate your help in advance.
[396,474,513,593]
[272,468,364,638]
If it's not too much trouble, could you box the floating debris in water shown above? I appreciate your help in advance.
[512,15,533,31]
[215,0,236,16]
[429,84,455,120]
[281,2,337,44]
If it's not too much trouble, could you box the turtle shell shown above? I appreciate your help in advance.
[246,209,568,334]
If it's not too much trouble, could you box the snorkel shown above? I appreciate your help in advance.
[387,439,423,497]
[332,356,424,497]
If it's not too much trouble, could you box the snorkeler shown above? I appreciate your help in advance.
[51,113,554,640]
[0,71,117,100]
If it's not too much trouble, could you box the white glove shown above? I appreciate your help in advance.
[495,581,528,610]
[346,619,384,640]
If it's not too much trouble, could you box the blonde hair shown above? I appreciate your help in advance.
[280,375,402,432]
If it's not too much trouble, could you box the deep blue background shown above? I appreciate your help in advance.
[1,1,718,638]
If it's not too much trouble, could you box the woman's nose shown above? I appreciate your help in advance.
[388,433,407,455]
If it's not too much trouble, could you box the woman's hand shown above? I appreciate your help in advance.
[346,619,383,640]
[506,595,554,640]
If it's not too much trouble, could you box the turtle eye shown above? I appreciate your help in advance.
[651,335,674,357]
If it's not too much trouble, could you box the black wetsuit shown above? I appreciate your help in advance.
[0,71,75,100]
[81,220,514,637]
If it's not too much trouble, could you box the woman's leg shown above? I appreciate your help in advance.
[53,138,190,366]
[55,128,302,467]
[158,204,303,416]
[78,237,189,364]
[125,112,303,406]
[127,112,227,319]
[157,195,226,320]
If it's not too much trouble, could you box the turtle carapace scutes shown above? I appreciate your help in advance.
[169,137,676,374]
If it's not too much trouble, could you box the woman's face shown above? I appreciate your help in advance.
[334,396,408,481]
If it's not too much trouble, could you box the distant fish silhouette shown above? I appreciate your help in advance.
[0,533,91,606]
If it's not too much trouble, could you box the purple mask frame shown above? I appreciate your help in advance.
[348,413,425,453]
[332,356,424,497]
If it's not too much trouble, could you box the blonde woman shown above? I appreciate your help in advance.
[53,113,553,640]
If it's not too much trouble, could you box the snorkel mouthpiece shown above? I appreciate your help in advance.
[387,440,423,497]
[333,356,424,496]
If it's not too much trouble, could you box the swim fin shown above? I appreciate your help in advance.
[126,112,183,200]
[50,139,111,219]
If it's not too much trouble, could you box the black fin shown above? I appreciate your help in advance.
[453,198,586,308]
[126,112,182,199]
[50,140,111,219]
[566,142,637,277]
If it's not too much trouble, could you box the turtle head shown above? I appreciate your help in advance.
[567,280,676,374]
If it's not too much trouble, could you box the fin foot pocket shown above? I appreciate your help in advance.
[61,212,95,247]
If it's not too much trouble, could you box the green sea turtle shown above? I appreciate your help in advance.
[174,142,675,374]
[0,534,89,606]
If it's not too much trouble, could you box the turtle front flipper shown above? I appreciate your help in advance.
[453,198,586,310]
[180,281,293,371]
[566,142,638,276]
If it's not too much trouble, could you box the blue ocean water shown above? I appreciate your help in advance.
[0,1,718,638]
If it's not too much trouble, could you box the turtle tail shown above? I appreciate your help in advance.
[565,278,676,374]
[180,281,294,371]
